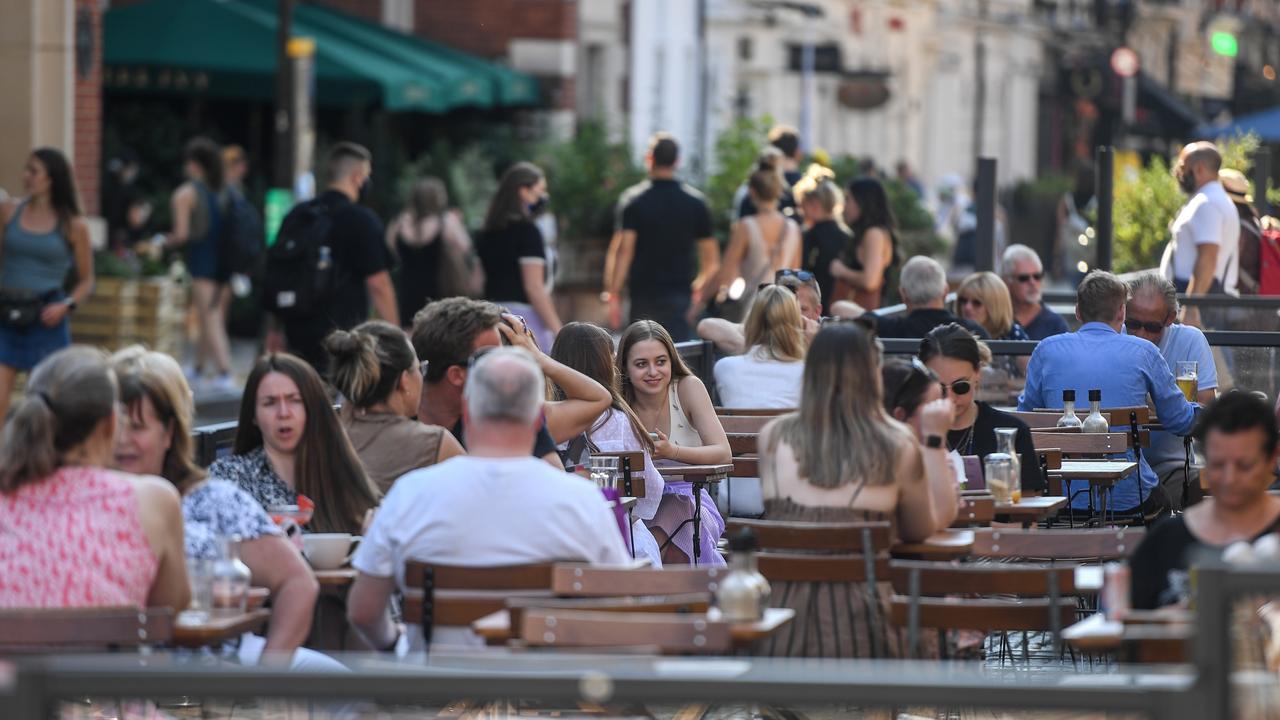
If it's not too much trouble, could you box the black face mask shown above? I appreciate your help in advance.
[1178,170,1197,195]
[528,193,550,217]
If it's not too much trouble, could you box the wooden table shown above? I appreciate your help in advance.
[172,609,270,648]
[656,464,733,566]
[314,568,357,587]
[892,529,975,560]
[1048,461,1138,521]
[1062,611,1192,663]
[472,607,794,649]
[995,496,1069,527]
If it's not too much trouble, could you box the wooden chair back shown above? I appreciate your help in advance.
[505,594,711,641]
[1031,431,1140,455]
[520,608,732,654]
[731,456,758,478]
[1037,448,1064,494]
[951,494,995,527]
[970,527,1144,561]
[715,407,791,417]
[590,450,646,498]
[888,561,1077,657]
[719,415,774,433]
[727,432,758,456]
[403,561,556,643]
[726,519,893,583]
[552,564,727,598]
[0,607,173,652]
[1030,406,1151,427]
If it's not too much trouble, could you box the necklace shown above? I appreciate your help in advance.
[948,423,976,455]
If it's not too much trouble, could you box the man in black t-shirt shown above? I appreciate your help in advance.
[872,256,989,339]
[603,133,719,341]
[272,142,397,372]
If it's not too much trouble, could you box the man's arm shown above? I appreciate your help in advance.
[605,230,636,297]
[347,572,399,650]
[691,237,721,304]
[366,271,400,327]
[696,318,746,355]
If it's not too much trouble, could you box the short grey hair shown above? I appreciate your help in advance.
[464,347,545,425]
[899,255,948,305]
[1127,271,1179,316]
[1001,244,1042,278]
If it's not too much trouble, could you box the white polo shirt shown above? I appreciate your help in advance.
[1161,180,1240,294]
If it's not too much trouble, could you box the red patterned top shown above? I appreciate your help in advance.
[0,466,158,608]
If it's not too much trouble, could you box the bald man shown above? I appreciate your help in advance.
[1159,142,1240,324]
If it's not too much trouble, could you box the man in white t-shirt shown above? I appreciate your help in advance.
[1125,273,1218,509]
[1160,142,1240,324]
[346,347,630,651]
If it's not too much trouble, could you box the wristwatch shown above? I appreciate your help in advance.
[62,298,78,312]
[924,434,944,449]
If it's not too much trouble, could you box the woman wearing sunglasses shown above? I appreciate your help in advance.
[955,272,1030,341]
[325,321,465,493]
[920,324,1043,495]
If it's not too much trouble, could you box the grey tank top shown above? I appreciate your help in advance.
[2,203,72,292]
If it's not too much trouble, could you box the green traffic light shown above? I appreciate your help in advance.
[1211,31,1238,57]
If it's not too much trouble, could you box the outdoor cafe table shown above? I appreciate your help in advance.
[1047,460,1138,521]
[315,569,358,588]
[1063,610,1192,663]
[471,606,795,649]
[995,496,1069,527]
[173,608,271,649]
[656,463,733,566]
[892,529,975,560]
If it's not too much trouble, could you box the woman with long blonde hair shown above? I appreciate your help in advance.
[758,321,958,658]
[713,285,805,409]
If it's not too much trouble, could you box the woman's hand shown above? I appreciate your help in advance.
[651,429,679,461]
[919,398,954,443]
[40,302,70,328]
[496,313,543,356]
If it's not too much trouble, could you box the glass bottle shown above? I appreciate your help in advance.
[994,427,1022,503]
[1056,389,1082,429]
[211,535,252,612]
[1082,389,1110,434]
[716,529,771,622]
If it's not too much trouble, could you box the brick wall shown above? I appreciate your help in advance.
[413,0,575,59]
[308,0,381,23]
[74,0,101,217]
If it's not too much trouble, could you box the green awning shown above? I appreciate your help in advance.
[104,0,539,112]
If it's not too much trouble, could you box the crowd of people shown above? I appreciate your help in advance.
[1,129,1277,673]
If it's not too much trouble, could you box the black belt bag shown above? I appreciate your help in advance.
[0,289,51,329]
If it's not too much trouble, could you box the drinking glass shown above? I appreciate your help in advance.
[178,558,213,625]
[984,455,1014,504]
[590,456,620,491]
[1176,361,1198,403]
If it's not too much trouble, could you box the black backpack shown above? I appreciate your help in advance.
[218,189,265,276]
[262,199,336,321]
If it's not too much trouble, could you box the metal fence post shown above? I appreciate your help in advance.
[1095,146,1114,271]
[975,157,997,272]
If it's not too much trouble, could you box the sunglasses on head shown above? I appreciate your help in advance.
[1014,272,1045,283]
[1124,318,1167,334]
[776,268,816,284]
[757,282,798,294]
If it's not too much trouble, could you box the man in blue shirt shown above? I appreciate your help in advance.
[1019,270,1197,518]
[1002,245,1069,340]
[1126,272,1218,509]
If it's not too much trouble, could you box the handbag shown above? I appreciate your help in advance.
[0,289,45,329]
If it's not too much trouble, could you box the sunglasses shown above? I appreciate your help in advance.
[776,268,816,283]
[945,378,973,396]
[757,282,798,294]
[1124,318,1167,334]
[957,296,983,308]
[1014,272,1045,283]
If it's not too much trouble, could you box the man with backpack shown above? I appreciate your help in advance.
[265,142,398,371]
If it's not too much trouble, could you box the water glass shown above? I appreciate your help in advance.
[178,558,213,625]
[984,455,1015,504]
[590,456,620,491]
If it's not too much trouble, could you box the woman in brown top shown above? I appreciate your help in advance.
[758,321,958,658]
[325,321,463,492]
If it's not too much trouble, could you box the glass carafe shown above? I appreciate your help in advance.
[994,427,1022,503]
[589,456,620,492]
[984,455,1015,504]
[211,535,252,612]
[1056,389,1082,429]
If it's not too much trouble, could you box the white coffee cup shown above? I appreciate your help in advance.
[302,533,359,570]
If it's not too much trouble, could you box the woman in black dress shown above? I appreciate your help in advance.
[476,163,561,348]
[386,177,478,324]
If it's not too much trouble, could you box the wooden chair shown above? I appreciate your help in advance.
[889,560,1078,659]
[718,415,774,434]
[551,563,727,598]
[727,432,758,456]
[520,608,732,654]
[501,594,712,646]
[1029,406,1151,428]
[0,607,173,652]
[951,494,995,527]
[590,449,646,497]
[970,527,1143,561]
[715,407,791,418]
[1031,431,1142,455]
[726,519,893,583]
[402,561,556,644]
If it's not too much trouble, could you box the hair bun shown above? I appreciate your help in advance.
[323,330,369,359]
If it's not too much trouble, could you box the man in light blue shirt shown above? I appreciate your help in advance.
[1019,271,1197,518]
[1125,272,1217,509]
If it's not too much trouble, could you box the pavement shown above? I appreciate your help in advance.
[191,337,260,427]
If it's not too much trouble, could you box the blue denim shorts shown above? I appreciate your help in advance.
[0,295,71,370]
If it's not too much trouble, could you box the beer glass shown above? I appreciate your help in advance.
[1176,361,1198,402]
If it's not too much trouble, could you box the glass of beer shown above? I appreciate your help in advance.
[1176,361,1198,402]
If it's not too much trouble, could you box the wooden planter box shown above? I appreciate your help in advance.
[70,276,188,354]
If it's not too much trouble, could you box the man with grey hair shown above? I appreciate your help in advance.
[1159,141,1239,319]
[873,255,989,339]
[347,346,630,651]
[1001,244,1068,340]
[1126,271,1217,508]
[1020,270,1198,520]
